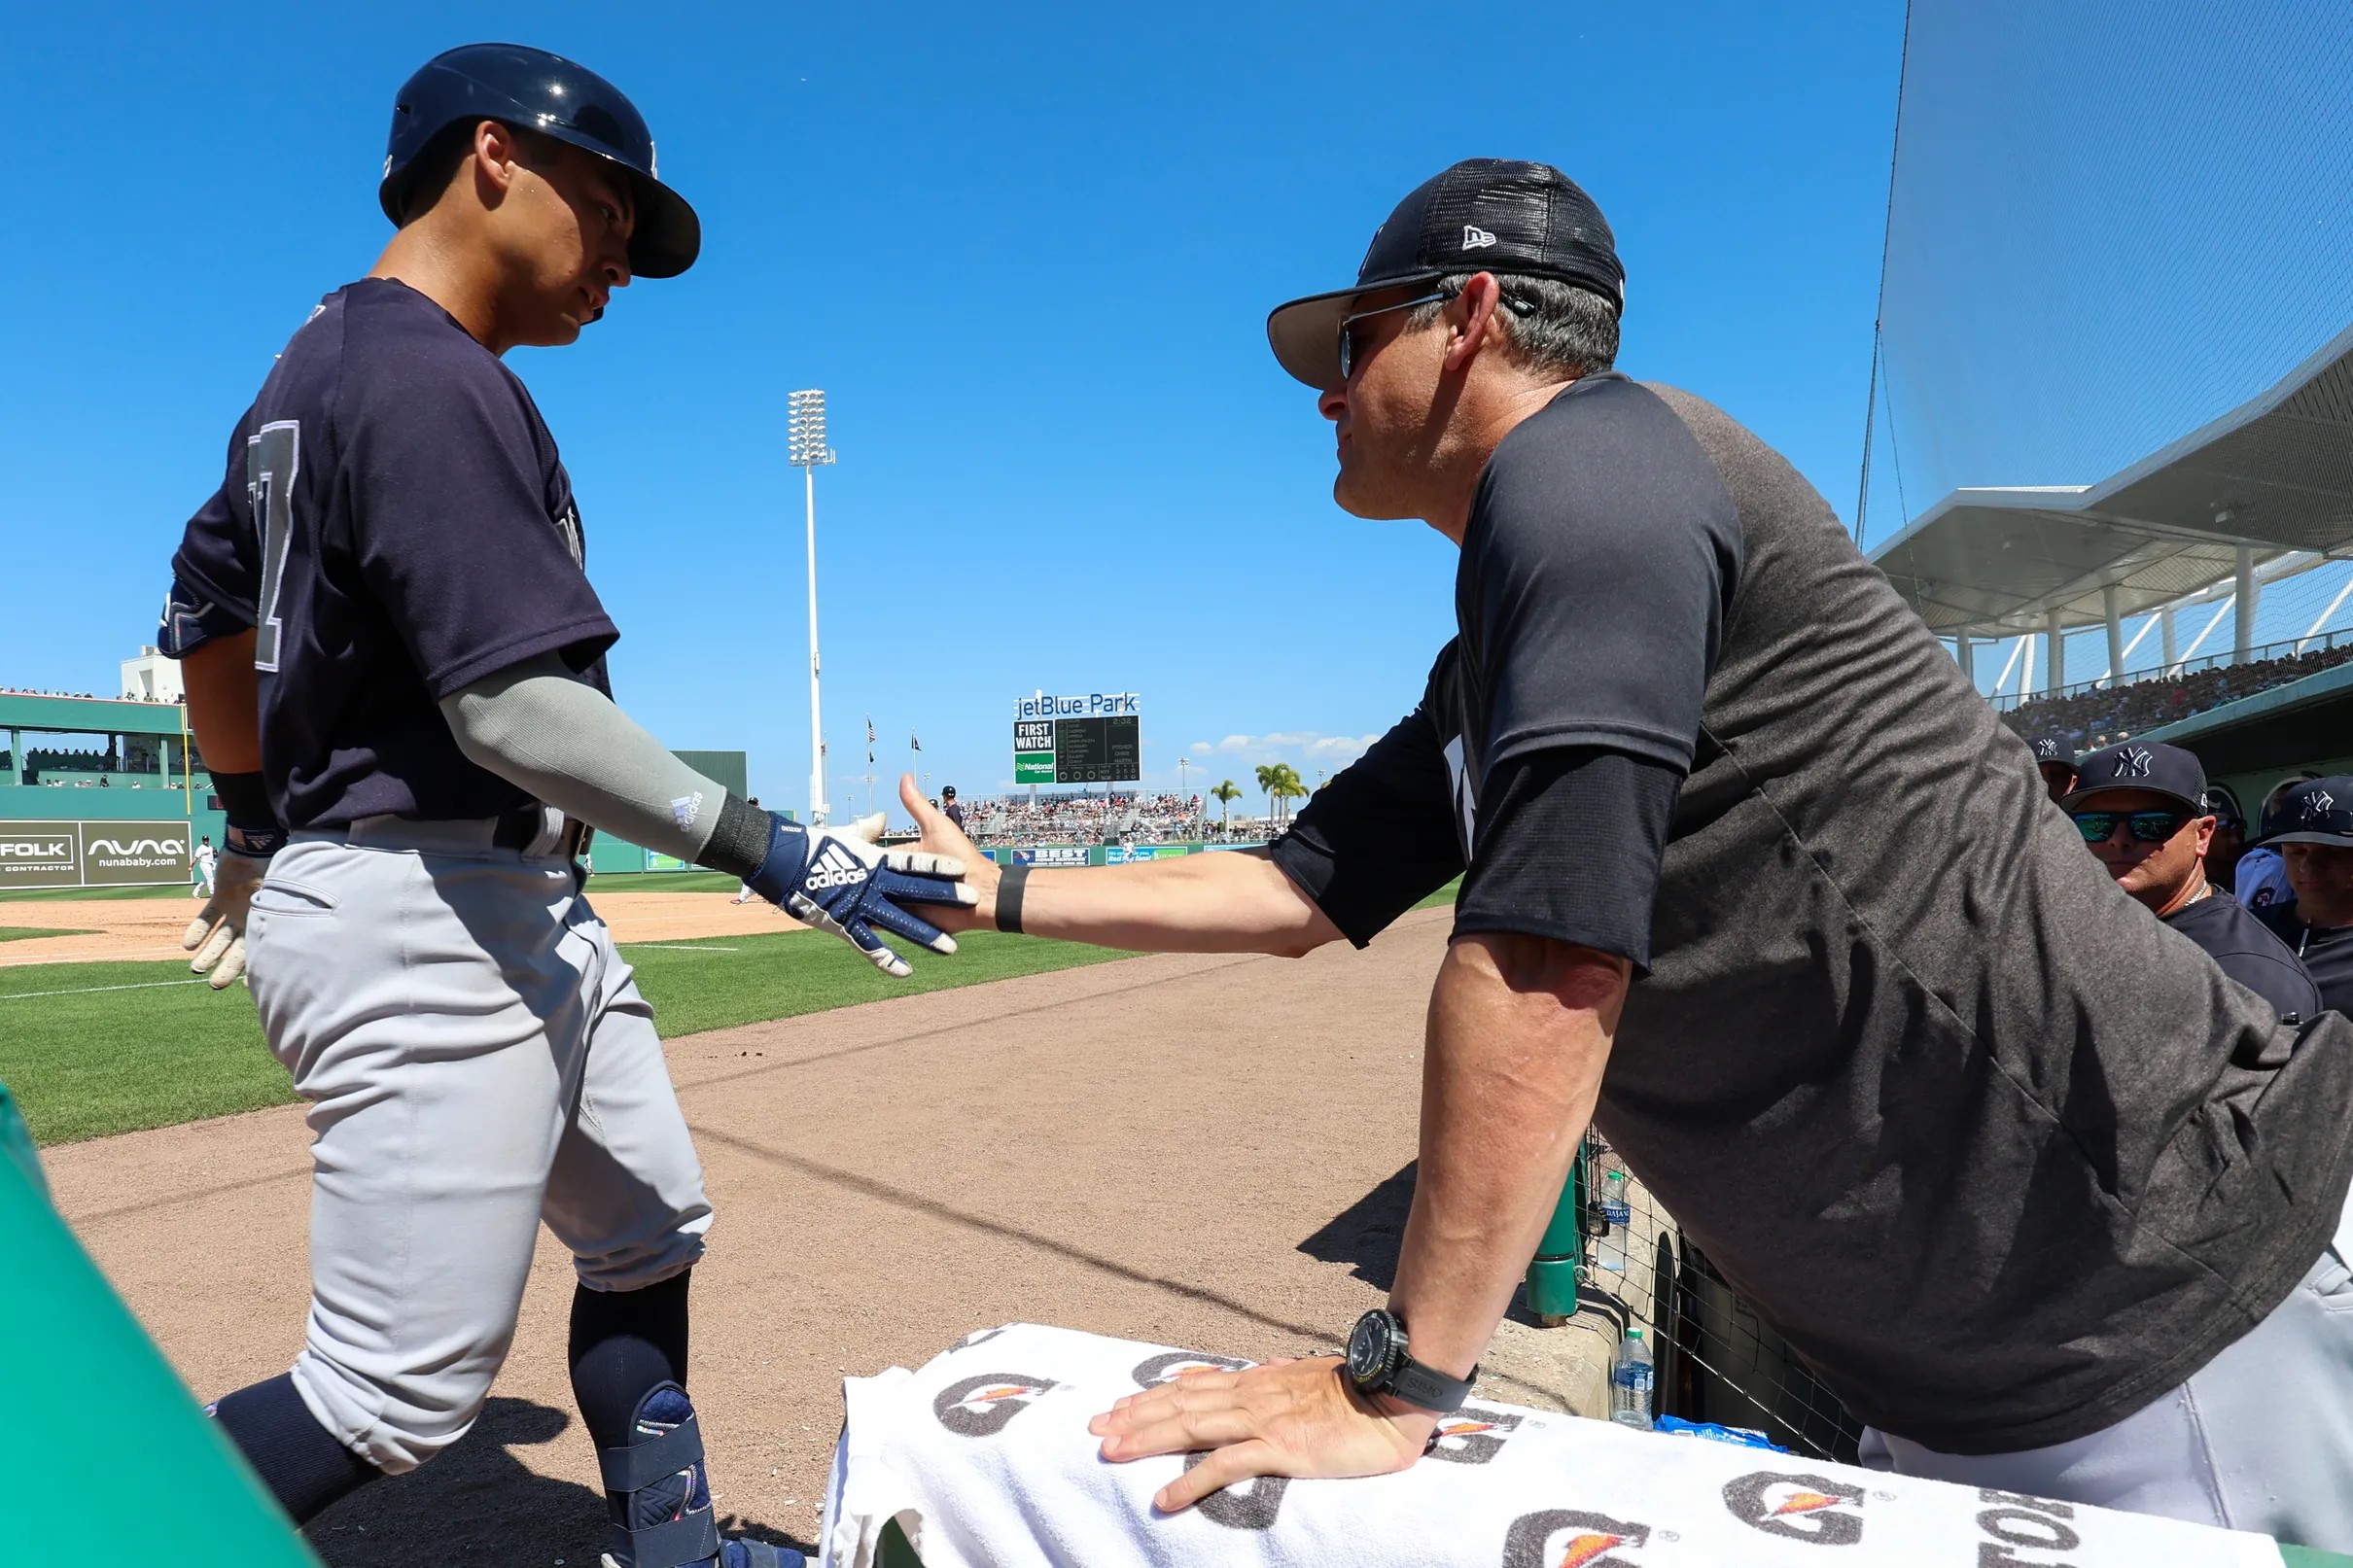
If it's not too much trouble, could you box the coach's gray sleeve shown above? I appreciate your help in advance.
[439,651,729,861]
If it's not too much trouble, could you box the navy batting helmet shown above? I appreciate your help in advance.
[379,43,701,279]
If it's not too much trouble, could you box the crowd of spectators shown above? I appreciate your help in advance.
[958,791,1266,847]
[0,685,182,703]
[1999,643,2353,750]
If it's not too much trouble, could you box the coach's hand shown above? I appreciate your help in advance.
[182,849,270,990]
[900,775,1000,935]
[747,809,976,978]
[1090,1356,1433,1512]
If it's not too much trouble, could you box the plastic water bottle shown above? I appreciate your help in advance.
[1610,1327,1655,1430]
[1598,1169,1633,1273]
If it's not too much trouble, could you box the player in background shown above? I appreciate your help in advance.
[162,46,970,1568]
[190,834,217,899]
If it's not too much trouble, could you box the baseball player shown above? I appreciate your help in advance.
[190,834,218,899]
[161,45,972,1568]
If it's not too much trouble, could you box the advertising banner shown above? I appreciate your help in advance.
[0,819,192,889]
[0,821,82,889]
[1102,844,1192,864]
[1012,846,1091,868]
[1014,752,1057,784]
[80,821,193,887]
[1010,694,1143,785]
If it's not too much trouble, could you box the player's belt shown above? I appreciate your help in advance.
[492,804,588,861]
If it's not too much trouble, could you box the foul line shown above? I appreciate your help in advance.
[631,943,741,952]
[0,977,207,1002]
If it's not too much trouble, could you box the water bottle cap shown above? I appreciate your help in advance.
[1626,1328,1642,1341]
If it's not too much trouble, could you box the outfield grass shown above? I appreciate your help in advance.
[0,926,97,943]
[0,928,1129,1146]
[590,869,740,893]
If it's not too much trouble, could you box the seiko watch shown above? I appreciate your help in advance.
[1344,1308,1476,1414]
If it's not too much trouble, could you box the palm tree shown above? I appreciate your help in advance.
[1253,763,1278,824]
[1270,763,1308,823]
[1212,780,1242,830]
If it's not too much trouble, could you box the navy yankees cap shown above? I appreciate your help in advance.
[2028,734,2076,771]
[1266,159,1626,390]
[2061,742,2208,815]
[2259,775,2353,848]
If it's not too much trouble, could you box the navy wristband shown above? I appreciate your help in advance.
[996,864,1028,934]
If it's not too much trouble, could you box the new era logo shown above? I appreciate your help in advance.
[1461,225,1497,250]
[804,842,868,891]
[2111,748,2153,778]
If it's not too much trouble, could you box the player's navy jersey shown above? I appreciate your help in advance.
[166,278,616,830]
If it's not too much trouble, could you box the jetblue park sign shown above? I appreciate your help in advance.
[1014,691,1140,720]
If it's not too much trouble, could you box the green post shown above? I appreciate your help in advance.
[1525,1153,1583,1323]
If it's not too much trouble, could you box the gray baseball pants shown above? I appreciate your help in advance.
[1861,1183,2353,1551]
[245,816,713,1475]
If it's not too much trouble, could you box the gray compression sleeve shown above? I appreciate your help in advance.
[440,652,738,863]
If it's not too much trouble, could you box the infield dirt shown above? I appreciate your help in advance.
[0,888,798,967]
[47,907,1453,1565]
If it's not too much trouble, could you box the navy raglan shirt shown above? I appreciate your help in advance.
[166,279,616,830]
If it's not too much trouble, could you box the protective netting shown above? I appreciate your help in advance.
[1859,1,2353,679]
[1581,1134,1864,1463]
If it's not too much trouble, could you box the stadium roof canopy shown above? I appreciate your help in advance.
[1870,321,2353,638]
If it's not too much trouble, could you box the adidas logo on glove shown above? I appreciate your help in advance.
[804,843,870,890]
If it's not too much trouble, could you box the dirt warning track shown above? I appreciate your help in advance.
[44,908,1452,1565]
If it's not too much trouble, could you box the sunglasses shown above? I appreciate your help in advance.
[1336,286,1457,381]
[2072,809,2195,844]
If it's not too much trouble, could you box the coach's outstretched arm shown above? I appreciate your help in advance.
[898,778,1348,956]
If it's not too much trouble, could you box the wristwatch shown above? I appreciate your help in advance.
[1344,1308,1476,1414]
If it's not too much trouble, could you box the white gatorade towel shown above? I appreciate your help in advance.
[819,1323,2283,1568]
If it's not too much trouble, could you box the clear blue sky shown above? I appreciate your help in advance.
[0,2,1905,818]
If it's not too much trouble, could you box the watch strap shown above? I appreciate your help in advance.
[996,863,1029,934]
[1387,1355,1475,1415]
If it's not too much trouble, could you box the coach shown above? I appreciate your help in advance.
[912,160,2353,1545]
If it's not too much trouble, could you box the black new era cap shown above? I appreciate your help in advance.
[2061,742,2208,816]
[1266,158,1626,391]
[2028,734,2075,769]
[2260,775,2353,848]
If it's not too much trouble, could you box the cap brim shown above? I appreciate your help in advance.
[1265,270,1440,390]
[2256,829,2353,849]
[2060,784,2207,815]
[620,166,700,280]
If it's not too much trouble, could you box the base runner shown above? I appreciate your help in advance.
[162,45,970,1567]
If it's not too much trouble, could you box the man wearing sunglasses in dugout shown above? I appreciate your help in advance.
[2065,742,2320,1024]
[900,158,2353,1545]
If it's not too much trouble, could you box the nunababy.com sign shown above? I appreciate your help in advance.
[0,819,191,889]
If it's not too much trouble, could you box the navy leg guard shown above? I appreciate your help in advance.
[596,1383,803,1568]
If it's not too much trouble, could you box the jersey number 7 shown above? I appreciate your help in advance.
[246,421,299,673]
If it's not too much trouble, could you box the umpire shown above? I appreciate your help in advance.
[909,159,2353,1545]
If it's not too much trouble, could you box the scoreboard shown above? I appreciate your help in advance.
[1013,692,1141,785]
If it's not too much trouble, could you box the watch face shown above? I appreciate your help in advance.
[1347,1310,1394,1382]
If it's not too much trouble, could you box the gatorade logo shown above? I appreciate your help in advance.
[1180,1452,1287,1531]
[1131,1350,1251,1388]
[1426,1405,1525,1466]
[1975,1489,2083,1567]
[1502,1510,1652,1568]
[803,843,869,890]
[931,1373,1056,1438]
[1723,1472,1865,1545]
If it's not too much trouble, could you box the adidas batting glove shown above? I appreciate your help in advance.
[746,812,976,978]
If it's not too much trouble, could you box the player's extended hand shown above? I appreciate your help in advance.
[1089,1356,1434,1513]
[181,849,270,990]
[899,775,999,935]
[746,808,976,978]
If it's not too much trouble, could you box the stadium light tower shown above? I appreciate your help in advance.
[788,390,836,825]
